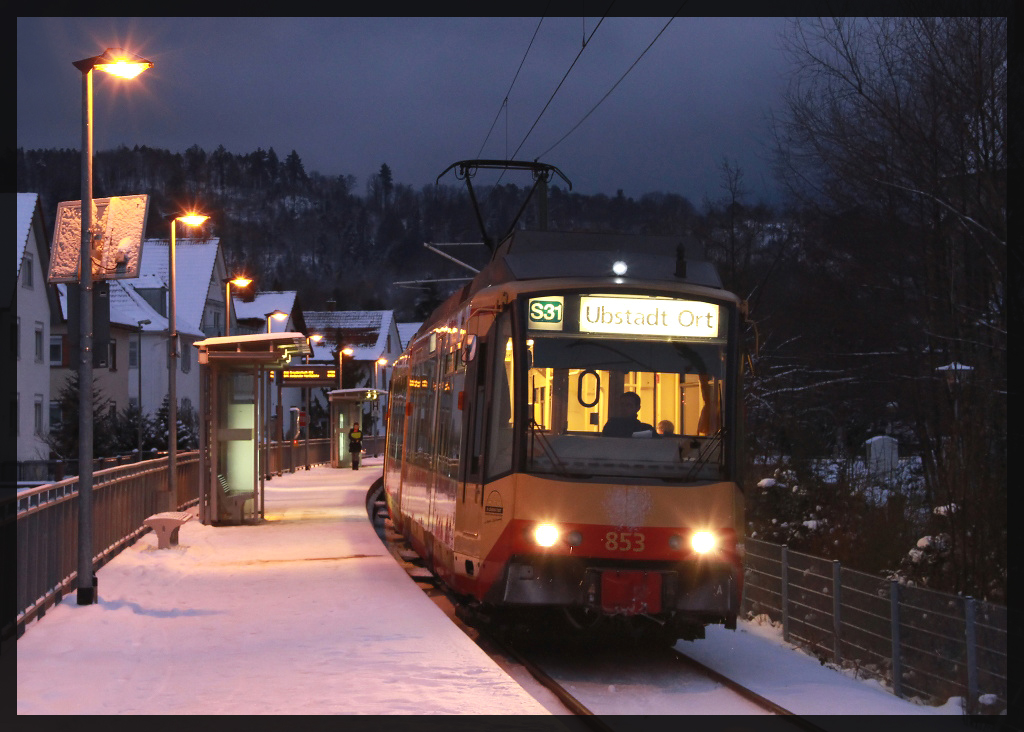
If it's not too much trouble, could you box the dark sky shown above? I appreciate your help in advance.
[17,17,791,205]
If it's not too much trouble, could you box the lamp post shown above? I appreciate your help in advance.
[339,346,354,388]
[136,318,151,460]
[167,212,208,514]
[303,334,323,469]
[71,47,152,605]
[266,309,288,333]
[374,357,388,437]
[265,311,288,474]
[224,275,251,336]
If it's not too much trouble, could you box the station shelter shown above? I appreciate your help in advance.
[194,332,311,525]
[329,388,383,468]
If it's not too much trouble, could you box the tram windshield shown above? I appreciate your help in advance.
[522,334,729,481]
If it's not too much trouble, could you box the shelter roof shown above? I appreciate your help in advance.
[194,332,311,369]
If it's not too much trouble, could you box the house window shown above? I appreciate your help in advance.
[129,340,138,368]
[22,252,33,288]
[109,341,117,371]
[34,323,44,363]
[34,394,44,435]
[15,318,20,360]
[50,335,63,366]
[181,339,191,374]
[50,400,62,429]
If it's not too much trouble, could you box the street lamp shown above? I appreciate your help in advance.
[339,346,354,388]
[302,334,323,470]
[266,310,288,333]
[167,211,209,515]
[72,47,152,606]
[136,318,151,460]
[373,358,388,437]
[224,275,251,336]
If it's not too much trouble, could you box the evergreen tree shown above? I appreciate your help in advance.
[45,372,118,460]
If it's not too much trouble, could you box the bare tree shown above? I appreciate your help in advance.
[771,17,1006,600]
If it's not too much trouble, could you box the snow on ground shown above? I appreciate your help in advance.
[16,460,547,716]
[17,459,974,720]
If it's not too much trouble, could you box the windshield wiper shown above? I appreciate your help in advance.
[684,428,724,481]
[528,418,572,477]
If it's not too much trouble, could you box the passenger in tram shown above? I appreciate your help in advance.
[602,391,655,437]
[657,420,675,435]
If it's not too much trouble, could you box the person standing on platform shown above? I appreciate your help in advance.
[348,423,363,470]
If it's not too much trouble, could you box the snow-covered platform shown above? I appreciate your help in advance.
[15,459,551,715]
[16,459,974,721]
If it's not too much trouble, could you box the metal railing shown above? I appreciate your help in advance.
[258,438,331,475]
[741,537,1008,714]
[11,439,337,642]
[13,452,201,641]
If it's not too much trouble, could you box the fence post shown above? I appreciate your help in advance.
[781,546,790,642]
[965,596,978,715]
[890,579,902,698]
[833,560,842,664]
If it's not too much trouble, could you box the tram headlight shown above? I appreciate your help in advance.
[691,531,717,554]
[533,523,560,548]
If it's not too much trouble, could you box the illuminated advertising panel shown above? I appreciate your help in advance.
[579,295,719,339]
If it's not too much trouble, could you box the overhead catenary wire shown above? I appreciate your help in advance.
[534,10,684,161]
[476,15,547,160]
[509,9,611,162]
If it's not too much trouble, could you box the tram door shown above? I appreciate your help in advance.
[457,334,487,563]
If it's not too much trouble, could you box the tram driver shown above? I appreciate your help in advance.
[602,391,655,437]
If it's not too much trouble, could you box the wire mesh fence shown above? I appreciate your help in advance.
[741,537,1008,714]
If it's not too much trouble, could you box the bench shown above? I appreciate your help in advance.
[144,511,193,549]
[217,474,254,524]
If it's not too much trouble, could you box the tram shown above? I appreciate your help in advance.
[383,166,745,642]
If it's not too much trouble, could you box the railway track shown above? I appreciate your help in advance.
[367,482,828,728]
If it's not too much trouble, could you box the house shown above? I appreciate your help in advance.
[397,322,423,351]
[14,193,60,467]
[303,309,404,436]
[51,237,229,442]
[233,291,308,439]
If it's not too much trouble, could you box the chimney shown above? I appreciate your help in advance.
[326,299,336,312]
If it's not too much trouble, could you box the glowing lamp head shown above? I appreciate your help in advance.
[95,59,151,78]
[612,260,628,276]
[177,213,209,227]
[691,531,717,554]
[230,276,252,288]
[533,523,560,548]
[309,334,324,343]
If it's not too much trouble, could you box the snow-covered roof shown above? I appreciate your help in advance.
[397,322,423,351]
[304,310,395,362]
[233,291,298,331]
[138,237,219,335]
[108,279,168,332]
[56,279,204,337]
[17,193,40,278]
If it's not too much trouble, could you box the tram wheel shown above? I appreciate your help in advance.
[562,605,604,632]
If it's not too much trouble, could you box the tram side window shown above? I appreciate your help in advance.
[485,312,515,480]
[387,370,407,463]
